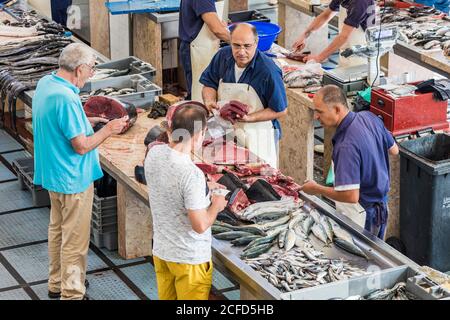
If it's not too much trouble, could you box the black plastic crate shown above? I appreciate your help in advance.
[93,189,117,211]
[228,9,270,24]
[91,228,118,250]
[12,157,50,207]
[91,218,117,233]
[92,211,117,226]
[399,133,450,272]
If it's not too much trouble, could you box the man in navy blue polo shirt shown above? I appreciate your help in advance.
[200,23,287,168]
[301,85,399,239]
[179,0,230,101]
[292,0,375,67]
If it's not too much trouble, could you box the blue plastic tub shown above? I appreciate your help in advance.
[229,21,282,52]
[248,21,282,51]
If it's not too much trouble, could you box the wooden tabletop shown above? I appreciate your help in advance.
[98,112,161,201]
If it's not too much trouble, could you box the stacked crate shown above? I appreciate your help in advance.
[90,189,118,250]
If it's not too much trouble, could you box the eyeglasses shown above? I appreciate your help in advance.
[231,41,256,51]
[82,63,96,73]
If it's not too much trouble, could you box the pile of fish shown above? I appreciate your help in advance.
[0,7,70,130]
[345,282,417,300]
[79,87,137,103]
[243,247,370,292]
[379,5,450,56]
[89,68,131,81]
[282,64,323,93]
[0,35,71,130]
[213,198,369,261]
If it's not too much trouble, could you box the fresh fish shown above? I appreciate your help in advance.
[330,221,353,243]
[288,214,304,230]
[309,209,322,224]
[423,40,442,50]
[278,228,288,249]
[436,26,450,36]
[319,216,334,241]
[311,223,329,244]
[295,236,308,249]
[301,216,315,235]
[213,231,254,240]
[244,232,280,252]
[334,238,368,259]
[211,225,233,234]
[258,215,291,232]
[230,224,266,236]
[285,229,297,251]
[240,242,273,259]
[230,235,261,246]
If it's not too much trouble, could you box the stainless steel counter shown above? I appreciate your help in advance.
[212,192,421,300]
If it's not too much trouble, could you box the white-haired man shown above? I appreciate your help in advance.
[33,43,127,300]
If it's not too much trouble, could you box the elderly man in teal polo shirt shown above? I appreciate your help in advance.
[32,43,127,300]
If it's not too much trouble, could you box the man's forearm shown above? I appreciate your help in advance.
[202,86,217,106]
[317,33,350,61]
[73,127,112,155]
[314,185,359,203]
[206,205,221,226]
[304,9,336,38]
[245,108,285,123]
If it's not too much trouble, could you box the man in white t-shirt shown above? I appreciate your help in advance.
[144,103,227,300]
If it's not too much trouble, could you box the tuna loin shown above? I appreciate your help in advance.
[220,100,249,124]
[83,96,137,134]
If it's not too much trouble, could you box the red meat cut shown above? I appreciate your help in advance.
[220,100,249,124]
[83,96,137,134]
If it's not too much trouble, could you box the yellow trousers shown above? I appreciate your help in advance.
[48,184,94,300]
[153,256,213,300]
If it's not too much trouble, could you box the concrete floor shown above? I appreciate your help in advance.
[0,129,239,300]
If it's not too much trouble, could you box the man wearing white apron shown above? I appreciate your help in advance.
[292,0,374,67]
[200,23,287,169]
[179,0,230,101]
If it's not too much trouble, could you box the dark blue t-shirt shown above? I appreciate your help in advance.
[332,111,395,205]
[199,46,288,137]
[329,0,375,30]
[179,0,217,43]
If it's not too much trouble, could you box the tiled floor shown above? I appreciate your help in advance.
[0,129,239,300]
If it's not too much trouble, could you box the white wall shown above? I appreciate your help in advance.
[28,0,51,19]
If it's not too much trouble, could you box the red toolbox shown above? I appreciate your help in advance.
[370,87,449,136]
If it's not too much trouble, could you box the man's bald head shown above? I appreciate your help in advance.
[315,85,349,109]
[230,23,258,42]
[312,85,350,129]
[230,23,259,68]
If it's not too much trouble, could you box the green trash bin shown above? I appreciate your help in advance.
[399,133,450,272]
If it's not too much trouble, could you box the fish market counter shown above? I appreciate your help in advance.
[278,0,331,57]
[393,41,450,79]
[311,4,450,79]
[94,111,427,300]
[212,193,427,300]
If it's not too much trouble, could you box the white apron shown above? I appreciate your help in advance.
[338,5,367,68]
[218,81,278,168]
[190,0,227,102]
[330,162,367,228]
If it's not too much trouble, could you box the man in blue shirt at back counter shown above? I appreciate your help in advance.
[179,0,230,101]
[200,23,287,168]
[301,85,399,239]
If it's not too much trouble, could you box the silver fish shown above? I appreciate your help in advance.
[311,223,329,244]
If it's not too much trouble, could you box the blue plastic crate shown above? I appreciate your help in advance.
[105,0,180,15]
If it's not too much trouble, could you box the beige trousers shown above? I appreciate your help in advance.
[48,184,94,300]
